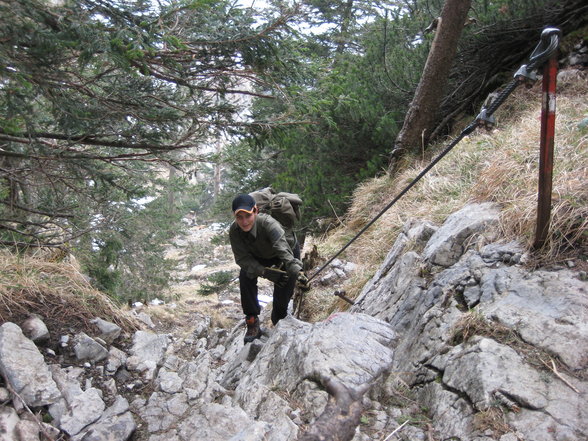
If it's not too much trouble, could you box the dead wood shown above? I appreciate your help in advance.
[298,376,368,441]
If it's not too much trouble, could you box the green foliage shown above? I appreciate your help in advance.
[0,0,297,243]
[0,0,298,302]
[220,0,578,230]
[198,271,235,296]
[86,238,124,294]
[221,2,417,225]
[73,173,210,302]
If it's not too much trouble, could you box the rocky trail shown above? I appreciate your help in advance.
[1,204,587,441]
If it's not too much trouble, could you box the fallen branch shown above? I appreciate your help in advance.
[327,199,345,227]
[6,384,58,441]
[540,357,579,393]
[298,375,369,441]
[382,420,408,441]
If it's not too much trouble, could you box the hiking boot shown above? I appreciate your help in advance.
[244,315,262,343]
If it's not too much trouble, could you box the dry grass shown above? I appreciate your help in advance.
[473,407,513,438]
[0,250,140,339]
[309,72,587,318]
[472,75,588,262]
[449,310,518,346]
[294,287,351,323]
[449,309,583,385]
[146,295,237,332]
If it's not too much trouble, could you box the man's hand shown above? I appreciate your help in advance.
[262,266,289,288]
[296,272,311,291]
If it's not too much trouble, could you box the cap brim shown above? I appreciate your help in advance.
[234,207,255,214]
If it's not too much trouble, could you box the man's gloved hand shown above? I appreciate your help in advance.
[296,272,311,291]
[262,266,289,288]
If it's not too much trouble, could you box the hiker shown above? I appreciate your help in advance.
[229,193,309,343]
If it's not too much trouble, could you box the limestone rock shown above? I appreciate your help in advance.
[352,203,588,440]
[134,391,188,433]
[72,396,136,441]
[15,418,41,441]
[90,317,122,344]
[134,311,156,329]
[175,403,269,441]
[442,337,548,410]
[156,368,183,394]
[21,314,50,344]
[483,268,588,371]
[0,322,61,407]
[48,365,105,436]
[2,202,586,441]
[231,313,395,393]
[106,346,128,374]
[126,331,170,379]
[73,332,109,362]
[226,312,395,440]
[423,202,500,267]
[0,405,19,441]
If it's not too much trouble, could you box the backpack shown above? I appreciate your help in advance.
[249,187,302,230]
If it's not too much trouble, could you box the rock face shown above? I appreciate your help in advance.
[0,204,586,441]
[0,312,395,440]
[131,313,395,441]
[353,203,588,440]
[423,202,500,266]
[0,322,61,407]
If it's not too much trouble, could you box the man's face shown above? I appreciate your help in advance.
[235,208,257,232]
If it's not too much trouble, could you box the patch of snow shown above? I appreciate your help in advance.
[258,294,272,307]
[209,223,225,231]
[133,196,156,207]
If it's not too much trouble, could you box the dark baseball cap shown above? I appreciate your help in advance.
[232,194,256,214]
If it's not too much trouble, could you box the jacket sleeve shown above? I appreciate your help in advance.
[266,222,303,277]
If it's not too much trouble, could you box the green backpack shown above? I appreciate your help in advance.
[249,187,302,231]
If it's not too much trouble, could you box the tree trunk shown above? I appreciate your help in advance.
[390,0,472,172]
[297,376,368,441]
[213,137,222,199]
[167,163,176,216]
[336,0,354,54]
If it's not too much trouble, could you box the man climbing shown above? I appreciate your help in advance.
[229,193,309,343]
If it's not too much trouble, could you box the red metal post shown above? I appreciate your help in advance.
[533,55,558,249]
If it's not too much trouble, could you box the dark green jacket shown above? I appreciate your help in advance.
[229,213,302,279]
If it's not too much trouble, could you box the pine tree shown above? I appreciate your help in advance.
[0,0,298,301]
[0,0,297,246]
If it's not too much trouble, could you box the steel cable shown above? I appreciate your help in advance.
[306,28,560,284]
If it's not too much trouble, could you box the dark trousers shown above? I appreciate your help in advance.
[240,244,300,325]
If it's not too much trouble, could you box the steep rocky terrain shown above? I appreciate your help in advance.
[1,201,586,441]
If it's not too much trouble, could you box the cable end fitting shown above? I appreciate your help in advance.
[514,65,538,88]
[475,108,496,130]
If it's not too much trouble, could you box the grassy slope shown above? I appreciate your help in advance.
[0,250,140,338]
[304,70,587,321]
